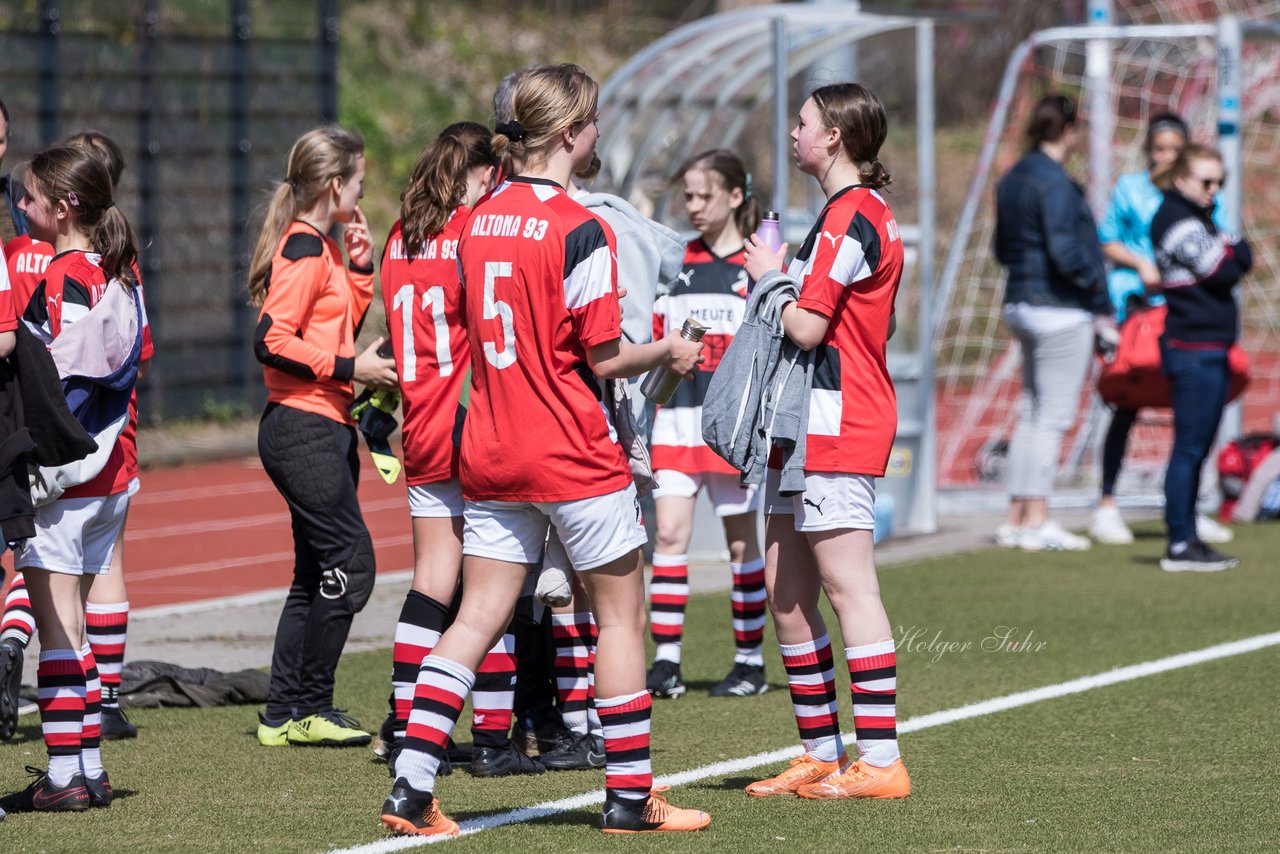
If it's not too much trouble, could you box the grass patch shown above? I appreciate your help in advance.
[3,522,1278,851]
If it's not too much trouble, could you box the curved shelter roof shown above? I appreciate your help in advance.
[598,3,940,536]
[597,3,927,216]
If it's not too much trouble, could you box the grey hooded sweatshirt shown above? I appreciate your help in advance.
[701,270,813,492]
[574,191,685,434]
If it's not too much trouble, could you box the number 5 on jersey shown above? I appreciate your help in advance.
[392,284,453,382]
[483,260,517,369]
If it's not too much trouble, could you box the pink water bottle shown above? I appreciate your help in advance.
[758,210,783,252]
[750,211,783,295]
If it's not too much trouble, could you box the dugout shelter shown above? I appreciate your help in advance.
[596,3,941,536]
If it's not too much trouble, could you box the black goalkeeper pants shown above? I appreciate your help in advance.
[258,403,376,720]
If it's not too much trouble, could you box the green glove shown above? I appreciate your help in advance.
[349,387,403,484]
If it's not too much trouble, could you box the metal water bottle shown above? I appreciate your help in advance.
[757,210,783,253]
[640,318,707,406]
[749,211,783,295]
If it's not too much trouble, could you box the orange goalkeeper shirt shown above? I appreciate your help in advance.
[253,221,375,424]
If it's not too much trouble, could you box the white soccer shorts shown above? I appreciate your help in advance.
[764,468,876,532]
[463,482,646,571]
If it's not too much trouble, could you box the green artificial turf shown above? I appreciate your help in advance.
[3,522,1278,852]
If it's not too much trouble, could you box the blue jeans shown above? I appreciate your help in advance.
[1161,342,1230,545]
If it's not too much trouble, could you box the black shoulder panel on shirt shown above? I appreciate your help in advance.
[563,217,608,281]
[62,275,94,308]
[845,211,882,276]
[281,232,325,262]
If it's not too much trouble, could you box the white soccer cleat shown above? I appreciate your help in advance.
[995,524,1022,548]
[1018,521,1091,552]
[1089,506,1134,545]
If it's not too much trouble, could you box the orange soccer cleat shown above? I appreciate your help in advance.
[745,754,845,797]
[601,785,711,833]
[380,781,460,838]
[796,758,911,800]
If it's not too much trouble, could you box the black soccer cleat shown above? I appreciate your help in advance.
[85,771,114,808]
[0,766,90,813]
[645,659,686,698]
[470,740,546,777]
[0,638,23,741]
[709,662,769,698]
[101,705,138,740]
[540,731,606,771]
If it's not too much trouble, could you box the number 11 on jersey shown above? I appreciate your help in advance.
[392,283,453,382]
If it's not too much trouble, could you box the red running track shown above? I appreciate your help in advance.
[1,455,415,609]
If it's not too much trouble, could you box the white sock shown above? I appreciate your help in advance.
[80,747,104,779]
[654,643,681,664]
[47,755,80,787]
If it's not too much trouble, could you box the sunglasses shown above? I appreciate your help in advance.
[1197,175,1227,191]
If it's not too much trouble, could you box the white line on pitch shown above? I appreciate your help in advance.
[129,569,415,620]
[331,629,1280,853]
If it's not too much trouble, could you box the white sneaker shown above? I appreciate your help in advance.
[1019,521,1092,552]
[1195,514,1234,544]
[1088,506,1134,544]
[995,524,1022,548]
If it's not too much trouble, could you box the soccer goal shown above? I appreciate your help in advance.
[932,13,1280,504]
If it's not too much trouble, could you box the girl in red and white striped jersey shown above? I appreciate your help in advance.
[741,83,910,801]
[69,132,152,742]
[0,141,156,742]
[380,64,708,837]
[647,149,767,701]
[2,144,143,813]
[379,122,539,775]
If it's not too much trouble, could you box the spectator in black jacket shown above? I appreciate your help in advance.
[993,94,1110,552]
[1150,143,1251,572]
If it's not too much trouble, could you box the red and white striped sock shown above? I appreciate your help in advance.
[398,656,474,792]
[780,634,845,764]
[86,601,128,709]
[730,557,767,666]
[79,644,104,779]
[847,639,899,767]
[470,631,515,748]
[649,553,688,664]
[552,611,591,735]
[585,615,601,736]
[391,591,448,741]
[1,571,35,647]
[37,648,85,786]
[597,689,652,804]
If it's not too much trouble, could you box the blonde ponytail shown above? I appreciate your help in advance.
[247,126,364,306]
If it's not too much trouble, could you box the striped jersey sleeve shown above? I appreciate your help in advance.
[562,217,620,348]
